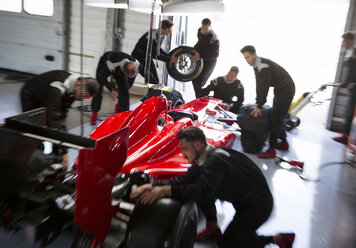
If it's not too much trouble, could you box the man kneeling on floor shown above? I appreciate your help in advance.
[131,126,295,248]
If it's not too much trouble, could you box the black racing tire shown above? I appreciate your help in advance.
[122,199,197,248]
[166,46,203,82]
[168,201,197,248]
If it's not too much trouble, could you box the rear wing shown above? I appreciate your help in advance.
[0,108,95,195]
[3,107,95,149]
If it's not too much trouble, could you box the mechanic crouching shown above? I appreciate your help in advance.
[202,66,245,114]
[21,70,99,170]
[131,126,295,248]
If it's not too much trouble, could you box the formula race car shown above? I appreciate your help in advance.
[0,95,237,247]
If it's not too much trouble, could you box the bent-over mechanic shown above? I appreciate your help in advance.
[131,126,295,248]
[21,70,99,169]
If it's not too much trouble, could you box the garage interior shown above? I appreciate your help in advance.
[0,0,355,247]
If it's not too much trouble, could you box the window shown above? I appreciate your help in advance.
[0,0,22,13]
[24,0,53,16]
[0,0,53,16]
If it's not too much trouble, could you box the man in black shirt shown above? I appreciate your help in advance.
[191,18,219,98]
[131,19,173,84]
[21,70,99,169]
[240,45,295,159]
[90,51,139,125]
[202,66,244,114]
[131,126,295,248]
[333,32,356,145]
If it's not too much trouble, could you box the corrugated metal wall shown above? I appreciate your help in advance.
[0,0,66,74]
[68,2,111,77]
[328,0,356,131]
[120,10,165,86]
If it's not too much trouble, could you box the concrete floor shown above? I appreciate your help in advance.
[0,70,355,248]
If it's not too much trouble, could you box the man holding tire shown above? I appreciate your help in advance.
[131,126,295,248]
[131,19,173,84]
[191,18,220,98]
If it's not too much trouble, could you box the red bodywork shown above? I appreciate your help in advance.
[75,127,130,246]
[74,96,236,245]
[89,95,236,182]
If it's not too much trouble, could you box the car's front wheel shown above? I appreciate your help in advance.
[122,199,197,248]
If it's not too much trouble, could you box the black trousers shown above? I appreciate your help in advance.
[198,193,274,248]
[269,81,295,148]
[91,70,135,113]
[192,59,217,98]
[131,50,160,84]
[343,88,356,135]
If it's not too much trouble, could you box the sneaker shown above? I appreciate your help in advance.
[275,141,289,151]
[115,104,120,113]
[274,233,295,248]
[257,148,276,159]
[332,133,348,145]
[196,223,222,242]
[90,112,98,125]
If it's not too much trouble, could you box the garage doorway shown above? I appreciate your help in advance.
[171,0,349,104]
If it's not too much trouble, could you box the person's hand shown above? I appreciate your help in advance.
[110,90,118,101]
[62,153,69,171]
[139,185,171,205]
[170,54,179,63]
[130,184,153,199]
[250,106,262,117]
[191,51,200,62]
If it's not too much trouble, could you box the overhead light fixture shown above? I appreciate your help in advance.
[162,0,224,15]
[128,0,162,14]
[84,0,129,9]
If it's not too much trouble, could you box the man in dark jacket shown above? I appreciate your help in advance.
[333,32,356,145]
[240,45,295,158]
[131,126,295,248]
[21,70,99,169]
[202,66,244,114]
[191,18,219,98]
[131,19,173,84]
[90,51,139,125]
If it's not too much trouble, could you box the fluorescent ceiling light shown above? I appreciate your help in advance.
[162,0,224,15]
[128,0,162,14]
[84,0,128,8]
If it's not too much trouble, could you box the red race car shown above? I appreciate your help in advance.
[0,95,237,248]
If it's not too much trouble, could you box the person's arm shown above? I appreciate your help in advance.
[232,83,244,114]
[47,86,69,169]
[255,69,271,108]
[193,30,203,54]
[201,79,216,97]
[47,86,66,130]
[171,155,225,203]
[209,38,220,59]
[344,55,356,88]
[97,66,114,92]
[157,49,169,62]
[130,163,200,204]
[135,185,172,205]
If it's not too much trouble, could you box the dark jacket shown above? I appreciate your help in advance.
[203,76,244,113]
[96,51,138,91]
[21,70,75,131]
[131,30,169,63]
[341,48,356,92]
[167,145,272,206]
[194,28,219,61]
[253,57,295,108]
